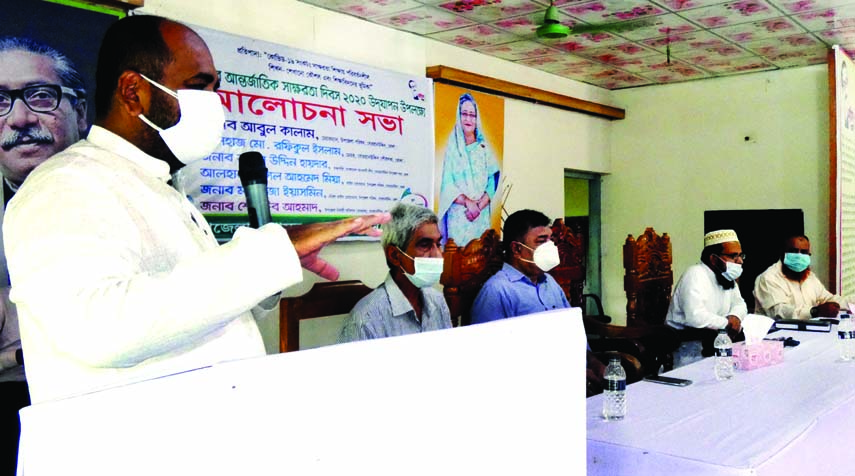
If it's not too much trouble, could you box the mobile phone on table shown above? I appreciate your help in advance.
[642,375,692,387]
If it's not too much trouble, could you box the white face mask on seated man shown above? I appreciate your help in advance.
[517,240,560,272]
[720,260,743,281]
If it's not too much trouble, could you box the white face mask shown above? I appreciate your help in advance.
[518,240,560,272]
[720,260,743,281]
[137,74,225,164]
[398,248,444,288]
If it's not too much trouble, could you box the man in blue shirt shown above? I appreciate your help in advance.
[471,209,604,395]
[471,209,568,323]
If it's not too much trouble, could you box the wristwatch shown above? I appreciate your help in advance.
[15,348,23,366]
[810,306,819,318]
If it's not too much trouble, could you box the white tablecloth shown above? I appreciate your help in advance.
[587,329,855,475]
[17,309,586,476]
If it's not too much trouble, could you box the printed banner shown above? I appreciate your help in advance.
[188,26,435,241]
[834,46,855,296]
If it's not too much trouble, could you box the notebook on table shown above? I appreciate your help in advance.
[773,319,832,332]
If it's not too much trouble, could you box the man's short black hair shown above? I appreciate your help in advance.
[502,209,550,261]
[95,15,173,119]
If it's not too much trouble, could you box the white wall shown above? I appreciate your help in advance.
[605,65,830,324]
[140,0,615,350]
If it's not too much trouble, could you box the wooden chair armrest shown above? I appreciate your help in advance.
[588,335,646,359]
[587,322,676,340]
[581,293,611,324]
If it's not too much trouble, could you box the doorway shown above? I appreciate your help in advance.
[564,171,603,315]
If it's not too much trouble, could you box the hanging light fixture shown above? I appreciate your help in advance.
[536,1,570,39]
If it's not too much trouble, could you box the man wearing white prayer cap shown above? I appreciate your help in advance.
[665,229,747,365]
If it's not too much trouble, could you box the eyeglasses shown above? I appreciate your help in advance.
[460,111,477,119]
[785,249,811,255]
[0,85,79,117]
[719,252,746,260]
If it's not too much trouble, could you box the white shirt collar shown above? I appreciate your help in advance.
[86,126,172,183]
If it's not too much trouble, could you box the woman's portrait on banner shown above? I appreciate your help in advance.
[434,85,504,248]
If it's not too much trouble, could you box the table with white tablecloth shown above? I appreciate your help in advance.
[587,328,855,476]
[16,309,587,476]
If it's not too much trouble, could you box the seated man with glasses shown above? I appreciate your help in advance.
[666,229,747,366]
[754,234,851,319]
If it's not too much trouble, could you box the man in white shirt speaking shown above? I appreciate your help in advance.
[3,15,388,404]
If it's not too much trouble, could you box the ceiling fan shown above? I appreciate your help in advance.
[534,2,672,63]
[536,2,571,38]
[536,2,655,39]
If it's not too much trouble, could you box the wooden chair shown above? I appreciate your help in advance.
[440,229,504,327]
[279,280,373,353]
[621,228,681,371]
[548,218,586,308]
[544,219,658,375]
[624,227,673,327]
[549,219,610,323]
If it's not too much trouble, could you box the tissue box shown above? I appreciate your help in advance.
[732,340,784,371]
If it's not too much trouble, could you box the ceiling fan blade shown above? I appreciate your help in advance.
[568,18,654,36]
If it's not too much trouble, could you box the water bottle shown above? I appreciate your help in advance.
[602,357,627,421]
[714,329,734,381]
[838,314,855,361]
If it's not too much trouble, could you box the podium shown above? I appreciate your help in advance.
[17,309,585,475]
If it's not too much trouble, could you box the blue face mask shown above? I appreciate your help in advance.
[784,252,811,273]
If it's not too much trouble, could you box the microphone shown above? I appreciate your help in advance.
[238,151,272,228]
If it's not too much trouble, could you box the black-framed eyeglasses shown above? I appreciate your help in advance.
[0,85,79,117]
[719,252,746,260]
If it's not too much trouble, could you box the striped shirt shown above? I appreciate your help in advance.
[338,274,451,343]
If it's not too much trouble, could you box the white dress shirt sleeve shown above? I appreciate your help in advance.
[727,288,748,320]
[5,169,301,369]
[679,279,730,329]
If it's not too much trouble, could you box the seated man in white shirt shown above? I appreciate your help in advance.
[666,229,746,366]
[754,234,849,320]
[338,203,452,342]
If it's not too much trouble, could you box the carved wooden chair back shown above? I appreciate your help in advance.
[548,218,586,308]
[440,229,504,327]
[623,227,673,327]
